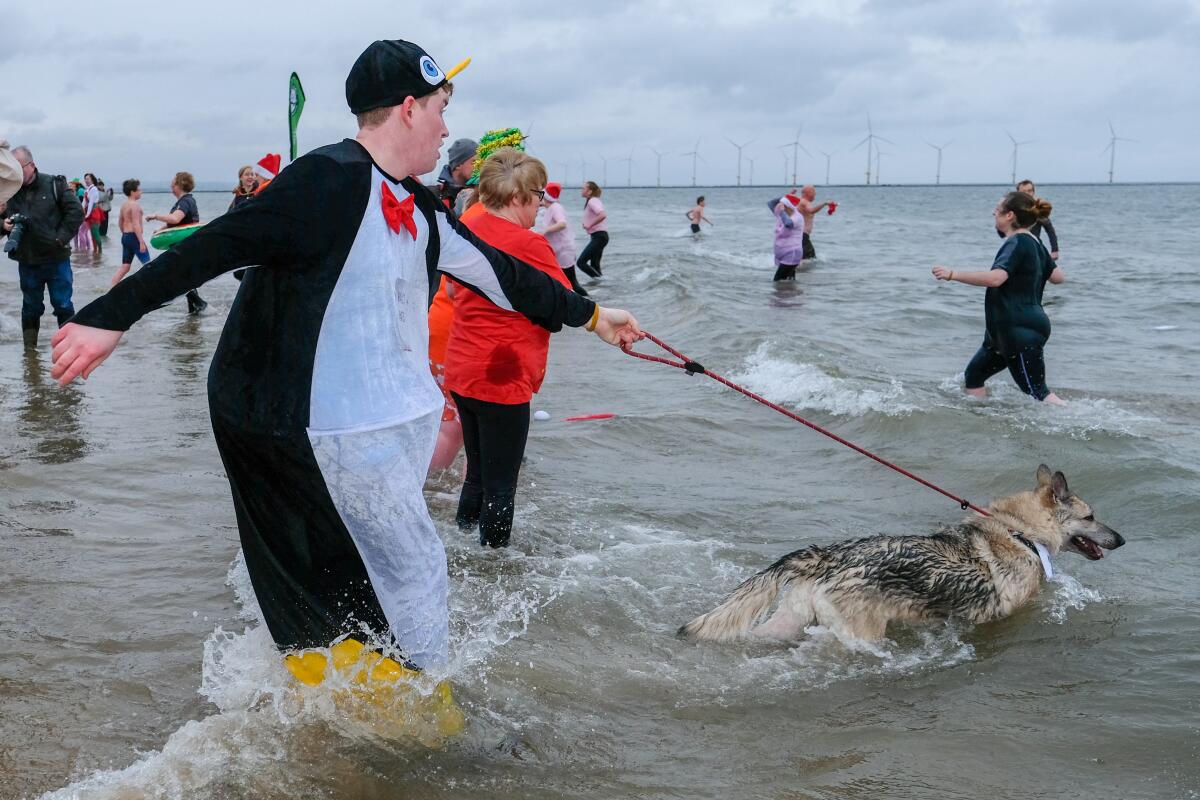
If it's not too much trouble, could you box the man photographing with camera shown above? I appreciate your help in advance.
[1,145,83,349]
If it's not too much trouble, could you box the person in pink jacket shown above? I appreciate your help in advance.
[575,180,608,279]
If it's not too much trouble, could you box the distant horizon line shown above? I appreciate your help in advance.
[134,180,1200,193]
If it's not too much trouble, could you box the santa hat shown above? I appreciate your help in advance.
[544,182,562,200]
[256,153,282,180]
[784,192,802,206]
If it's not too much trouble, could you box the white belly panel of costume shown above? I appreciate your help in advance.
[308,169,442,435]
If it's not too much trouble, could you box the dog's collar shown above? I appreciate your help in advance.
[1011,531,1054,578]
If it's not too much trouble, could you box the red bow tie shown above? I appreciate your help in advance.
[381,182,417,239]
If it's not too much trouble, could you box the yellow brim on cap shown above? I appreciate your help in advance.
[446,57,471,80]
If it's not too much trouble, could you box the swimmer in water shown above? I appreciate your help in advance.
[686,196,712,237]
[932,191,1067,405]
[771,192,805,280]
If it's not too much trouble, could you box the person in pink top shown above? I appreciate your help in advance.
[575,180,608,279]
[538,181,586,296]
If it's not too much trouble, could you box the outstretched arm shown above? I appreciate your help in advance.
[432,195,640,346]
[52,154,349,385]
[931,265,1009,287]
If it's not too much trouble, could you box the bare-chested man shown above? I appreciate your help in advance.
[794,184,834,262]
[112,179,150,286]
[686,195,713,238]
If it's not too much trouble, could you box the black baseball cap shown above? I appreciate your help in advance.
[345,39,451,114]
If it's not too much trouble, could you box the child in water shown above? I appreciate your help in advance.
[686,196,713,237]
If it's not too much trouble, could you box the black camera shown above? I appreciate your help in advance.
[3,213,30,254]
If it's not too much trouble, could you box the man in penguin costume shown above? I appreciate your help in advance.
[50,39,642,670]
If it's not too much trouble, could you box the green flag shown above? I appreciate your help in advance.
[288,72,306,162]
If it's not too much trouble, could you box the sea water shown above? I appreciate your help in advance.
[1,184,1197,799]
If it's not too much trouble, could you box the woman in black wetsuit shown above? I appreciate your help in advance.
[932,191,1066,404]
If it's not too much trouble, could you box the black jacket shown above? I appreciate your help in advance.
[1,170,83,264]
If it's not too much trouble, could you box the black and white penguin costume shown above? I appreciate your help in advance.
[70,139,596,668]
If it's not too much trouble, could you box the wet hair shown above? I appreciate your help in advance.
[477,148,548,211]
[122,179,140,197]
[696,195,705,204]
[584,180,602,197]
[355,81,454,129]
[174,172,195,193]
[999,191,1052,227]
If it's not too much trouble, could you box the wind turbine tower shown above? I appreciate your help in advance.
[818,150,834,186]
[681,138,703,187]
[746,156,755,186]
[619,148,634,187]
[1005,130,1034,185]
[1102,121,1136,184]
[648,147,665,187]
[926,140,952,185]
[853,116,892,185]
[726,137,754,186]
[779,127,810,187]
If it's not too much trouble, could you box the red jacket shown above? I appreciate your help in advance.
[444,210,571,405]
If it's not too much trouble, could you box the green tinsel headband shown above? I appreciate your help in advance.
[465,127,527,186]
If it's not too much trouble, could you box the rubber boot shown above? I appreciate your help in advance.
[186,290,208,315]
[478,489,516,549]
[455,481,483,532]
[22,322,39,350]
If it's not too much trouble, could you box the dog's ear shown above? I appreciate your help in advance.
[1051,471,1070,502]
[1036,464,1053,487]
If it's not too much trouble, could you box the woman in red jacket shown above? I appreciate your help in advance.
[444,148,570,548]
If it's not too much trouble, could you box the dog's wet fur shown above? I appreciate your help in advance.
[678,466,1124,644]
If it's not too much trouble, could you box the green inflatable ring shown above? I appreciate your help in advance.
[150,222,204,250]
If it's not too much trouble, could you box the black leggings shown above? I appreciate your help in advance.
[773,264,798,281]
[576,231,609,278]
[964,342,1051,401]
[451,392,530,548]
[562,266,588,296]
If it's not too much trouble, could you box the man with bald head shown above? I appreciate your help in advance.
[794,184,834,264]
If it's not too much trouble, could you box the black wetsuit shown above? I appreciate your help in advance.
[964,232,1057,400]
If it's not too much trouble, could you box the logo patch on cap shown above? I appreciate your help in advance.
[419,55,445,85]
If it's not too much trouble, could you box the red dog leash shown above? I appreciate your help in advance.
[623,333,991,517]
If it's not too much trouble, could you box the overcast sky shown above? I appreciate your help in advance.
[5,0,1198,188]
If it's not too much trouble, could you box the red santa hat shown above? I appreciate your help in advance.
[544,181,562,200]
[256,153,282,180]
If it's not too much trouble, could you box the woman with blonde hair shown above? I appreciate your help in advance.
[933,191,1066,404]
[443,148,571,547]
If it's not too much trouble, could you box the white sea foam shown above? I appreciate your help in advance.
[733,343,917,417]
[938,374,1158,439]
[1044,570,1104,623]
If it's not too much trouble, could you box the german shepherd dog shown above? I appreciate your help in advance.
[679,466,1124,644]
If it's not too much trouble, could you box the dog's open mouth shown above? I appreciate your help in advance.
[1071,535,1105,560]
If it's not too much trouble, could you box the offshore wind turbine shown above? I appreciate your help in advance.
[619,148,634,187]
[726,137,754,186]
[926,140,952,185]
[1005,130,1034,185]
[746,156,755,186]
[681,138,704,187]
[647,146,665,187]
[779,127,811,186]
[1101,121,1136,184]
[818,150,835,185]
[852,116,892,185]
[874,148,891,185]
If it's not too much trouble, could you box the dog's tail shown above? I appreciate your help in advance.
[677,566,791,642]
